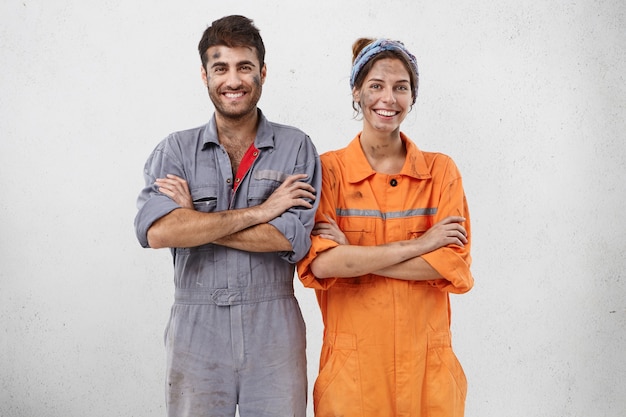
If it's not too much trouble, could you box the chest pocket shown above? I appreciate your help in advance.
[405,215,433,239]
[338,216,377,246]
[247,170,286,205]
[191,186,218,213]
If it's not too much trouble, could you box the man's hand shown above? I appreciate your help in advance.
[312,214,348,245]
[415,216,468,253]
[155,172,316,223]
[255,174,316,222]
[155,175,193,209]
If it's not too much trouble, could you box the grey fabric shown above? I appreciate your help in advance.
[164,298,307,417]
[134,109,320,416]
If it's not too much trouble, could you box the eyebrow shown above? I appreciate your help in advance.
[210,60,257,69]
[367,77,410,84]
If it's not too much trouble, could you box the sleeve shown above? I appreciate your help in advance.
[296,156,339,290]
[133,136,185,248]
[420,156,474,294]
[269,135,322,263]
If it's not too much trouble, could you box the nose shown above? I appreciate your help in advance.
[382,88,396,104]
[225,70,243,89]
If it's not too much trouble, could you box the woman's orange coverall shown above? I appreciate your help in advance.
[297,133,474,417]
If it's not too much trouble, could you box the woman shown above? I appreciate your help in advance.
[296,38,474,417]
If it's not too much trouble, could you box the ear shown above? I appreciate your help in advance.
[201,65,208,87]
[260,64,267,85]
[352,87,360,103]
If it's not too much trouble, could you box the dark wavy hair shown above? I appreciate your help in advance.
[198,15,265,69]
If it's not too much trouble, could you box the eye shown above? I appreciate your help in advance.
[240,65,253,72]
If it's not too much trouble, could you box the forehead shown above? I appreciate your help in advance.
[366,58,410,81]
[205,45,259,65]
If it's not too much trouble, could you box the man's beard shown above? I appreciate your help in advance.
[208,77,262,121]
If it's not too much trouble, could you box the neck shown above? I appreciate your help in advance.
[360,127,404,157]
[215,108,259,144]
[359,128,406,174]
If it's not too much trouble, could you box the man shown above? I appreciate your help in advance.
[134,15,320,417]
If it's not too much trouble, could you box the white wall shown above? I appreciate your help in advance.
[1,1,625,416]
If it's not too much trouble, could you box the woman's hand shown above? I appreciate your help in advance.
[416,216,467,253]
[312,214,348,245]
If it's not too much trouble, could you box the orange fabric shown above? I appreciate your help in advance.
[297,133,473,417]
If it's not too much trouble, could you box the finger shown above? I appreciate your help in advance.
[159,177,187,191]
[290,181,316,194]
[155,178,180,190]
[156,176,180,183]
[154,179,169,188]
[318,233,337,241]
[313,225,334,233]
[282,173,309,187]
[451,224,467,237]
[323,214,338,226]
[159,184,183,197]
[294,198,313,209]
[154,180,172,192]
[157,186,174,197]
[441,216,466,225]
[314,224,332,233]
[449,230,468,244]
[288,173,309,181]
[281,174,314,190]
[287,189,316,202]
[165,174,190,191]
[165,174,186,182]
[298,190,317,201]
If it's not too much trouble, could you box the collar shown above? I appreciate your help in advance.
[201,108,275,150]
[344,132,432,183]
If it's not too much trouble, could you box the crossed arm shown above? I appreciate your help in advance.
[310,215,467,281]
[147,174,315,251]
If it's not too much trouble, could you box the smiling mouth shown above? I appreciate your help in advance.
[223,91,245,99]
[375,109,398,117]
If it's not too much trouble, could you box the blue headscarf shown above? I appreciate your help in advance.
[350,38,419,104]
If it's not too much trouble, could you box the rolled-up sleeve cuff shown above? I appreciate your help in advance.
[421,247,474,294]
[269,214,311,263]
[134,196,180,248]
[296,236,339,290]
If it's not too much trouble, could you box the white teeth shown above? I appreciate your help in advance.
[225,92,244,98]
[376,110,396,117]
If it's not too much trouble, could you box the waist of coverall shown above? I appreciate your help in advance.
[174,282,295,306]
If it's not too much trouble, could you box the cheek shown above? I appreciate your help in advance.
[205,78,215,92]
[360,90,376,106]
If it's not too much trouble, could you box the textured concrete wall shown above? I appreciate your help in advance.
[1,1,625,416]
